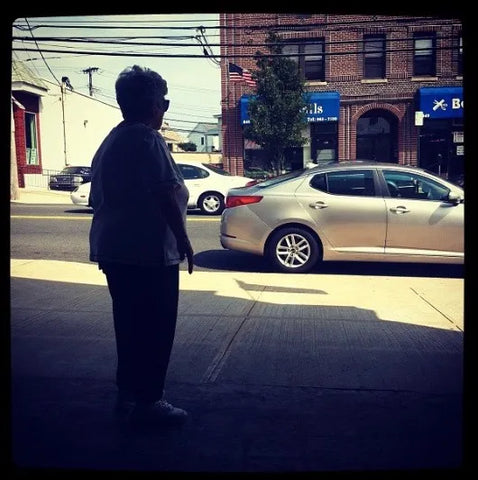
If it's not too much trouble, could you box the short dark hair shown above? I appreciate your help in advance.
[115,65,168,120]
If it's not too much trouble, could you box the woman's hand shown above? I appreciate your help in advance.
[177,236,194,274]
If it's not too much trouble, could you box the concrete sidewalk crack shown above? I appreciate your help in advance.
[201,282,266,383]
[410,287,463,332]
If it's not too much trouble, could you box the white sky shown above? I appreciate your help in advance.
[11,13,222,136]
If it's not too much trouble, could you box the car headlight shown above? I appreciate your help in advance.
[50,177,57,183]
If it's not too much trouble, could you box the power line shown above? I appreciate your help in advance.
[12,33,461,49]
[12,15,460,31]
[93,91,219,122]
[194,25,220,67]
[12,35,201,42]
[13,35,202,42]
[13,45,461,59]
[13,22,219,31]
[22,18,61,85]
[12,16,219,27]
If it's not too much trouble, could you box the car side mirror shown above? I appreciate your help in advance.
[447,192,464,205]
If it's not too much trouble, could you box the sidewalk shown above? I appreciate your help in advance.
[11,187,72,204]
[9,256,465,473]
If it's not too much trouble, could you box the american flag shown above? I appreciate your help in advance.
[228,62,256,87]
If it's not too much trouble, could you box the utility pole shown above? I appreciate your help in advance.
[61,80,68,165]
[83,67,99,96]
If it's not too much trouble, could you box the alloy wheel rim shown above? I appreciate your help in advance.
[276,233,311,268]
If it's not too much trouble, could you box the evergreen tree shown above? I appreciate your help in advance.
[243,33,309,175]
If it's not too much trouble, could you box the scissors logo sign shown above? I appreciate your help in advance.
[433,98,448,111]
[419,88,463,119]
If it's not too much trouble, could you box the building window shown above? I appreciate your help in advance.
[25,112,39,165]
[363,34,386,79]
[413,32,436,76]
[283,39,325,81]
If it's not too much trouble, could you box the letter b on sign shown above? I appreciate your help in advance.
[452,98,464,109]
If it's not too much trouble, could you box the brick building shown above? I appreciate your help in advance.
[219,13,463,184]
[11,60,49,187]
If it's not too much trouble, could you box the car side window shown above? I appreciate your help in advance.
[382,171,449,201]
[178,164,209,180]
[197,167,209,179]
[310,170,375,197]
[309,173,327,191]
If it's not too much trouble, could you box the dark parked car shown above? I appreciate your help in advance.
[49,166,92,191]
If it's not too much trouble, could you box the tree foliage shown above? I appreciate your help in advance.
[243,33,309,175]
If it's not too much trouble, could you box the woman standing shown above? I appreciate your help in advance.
[89,65,194,427]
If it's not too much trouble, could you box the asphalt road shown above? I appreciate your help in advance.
[10,203,464,279]
[10,204,224,271]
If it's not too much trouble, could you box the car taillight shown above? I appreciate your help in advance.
[225,195,263,208]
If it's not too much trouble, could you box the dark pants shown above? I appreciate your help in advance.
[101,262,180,403]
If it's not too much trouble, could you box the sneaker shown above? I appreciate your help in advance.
[129,400,188,426]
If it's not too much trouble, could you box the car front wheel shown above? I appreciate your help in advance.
[198,192,225,215]
[267,227,320,273]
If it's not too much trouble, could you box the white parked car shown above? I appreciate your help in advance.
[176,161,253,215]
[71,181,91,207]
[71,160,254,215]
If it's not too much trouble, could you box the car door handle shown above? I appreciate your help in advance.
[389,206,410,214]
[309,201,328,209]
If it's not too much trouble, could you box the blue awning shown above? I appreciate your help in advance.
[417,86,463,119]
[240,95,252,125]
[240,91,340,125]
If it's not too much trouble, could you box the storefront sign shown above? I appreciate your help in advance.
[453,131,464,143]
[417,87,463,119]
[415,111,424,126]
[305,92,340,122]
[240,92,340,125]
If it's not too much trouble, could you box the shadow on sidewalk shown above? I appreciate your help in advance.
[193,249,465,279]
[9,276,465,473]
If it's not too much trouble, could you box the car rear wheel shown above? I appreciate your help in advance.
[267,227,320,273]
[198,192,224,215]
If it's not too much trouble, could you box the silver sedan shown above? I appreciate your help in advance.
[220,161,464,273]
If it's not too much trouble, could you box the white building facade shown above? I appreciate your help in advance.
[12,60,122,188]
[39,80,123,170]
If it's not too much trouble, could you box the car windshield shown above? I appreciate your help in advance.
[59,167,90,174]
[255,169,307,188]
[202,163,232,176]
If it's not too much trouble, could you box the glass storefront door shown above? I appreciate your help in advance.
[310,122,338,164]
